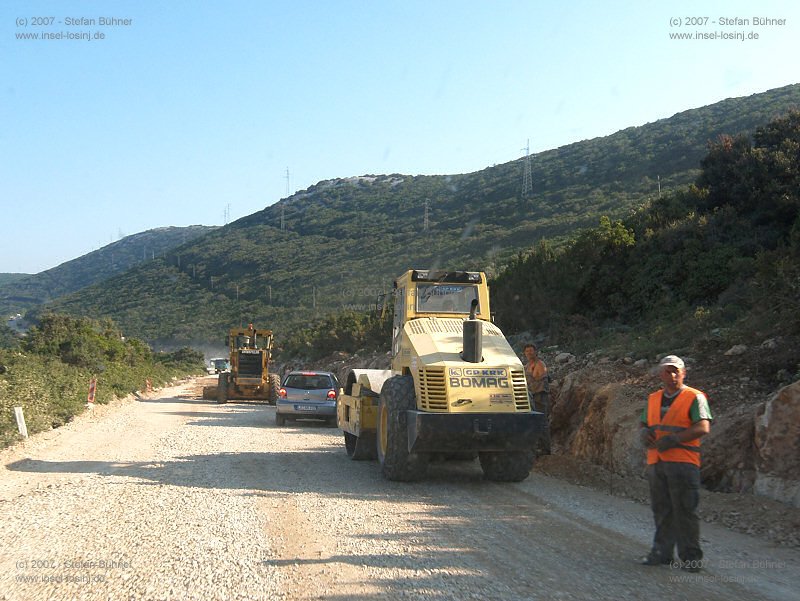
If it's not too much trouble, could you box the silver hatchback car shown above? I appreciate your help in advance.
[275,371,340,426]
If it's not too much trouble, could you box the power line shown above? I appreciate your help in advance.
[521,139,533,198]
[282,168,290,231]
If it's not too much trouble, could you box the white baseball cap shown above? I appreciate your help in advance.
[659,355,685,370]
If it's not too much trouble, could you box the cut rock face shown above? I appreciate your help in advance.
[754,381,800,507]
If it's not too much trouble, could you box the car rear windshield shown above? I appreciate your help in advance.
[284,374,333,390]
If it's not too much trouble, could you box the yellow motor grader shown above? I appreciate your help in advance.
[208,324,280,404]
[337,269,546,481]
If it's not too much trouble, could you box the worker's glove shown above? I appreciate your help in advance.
[656,434,680,451]
[639,427,655,448]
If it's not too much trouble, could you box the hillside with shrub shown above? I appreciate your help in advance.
[0,225,216,316]
[490,110,800,365]
[0,314,206,447]
[0,274,27,287]
[43,84,800,347]
[279,109,800,377]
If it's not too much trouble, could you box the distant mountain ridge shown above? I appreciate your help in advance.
[0,225,217,316]
[39,83,800,345]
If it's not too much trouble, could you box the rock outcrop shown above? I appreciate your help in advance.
[549,365,646,479]
[548,360,799,507]
[754,381,800,507]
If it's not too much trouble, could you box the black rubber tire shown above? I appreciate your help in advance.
[275,412,286,426]
[268,374,281,405]
[344,431,357,455]
[376,375,428,481]
[478,450,535,482]
[217,374,228,405]
[344,431,376,460]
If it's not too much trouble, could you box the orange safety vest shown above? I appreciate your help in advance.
[646,387,703,466]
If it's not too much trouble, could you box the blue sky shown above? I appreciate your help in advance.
[2,0,798,273]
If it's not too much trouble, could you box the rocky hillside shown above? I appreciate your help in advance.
[44,84,800,345]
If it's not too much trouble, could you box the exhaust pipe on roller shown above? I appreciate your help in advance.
[461,299,483,363]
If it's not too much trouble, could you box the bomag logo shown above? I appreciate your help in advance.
[448,367,509,388]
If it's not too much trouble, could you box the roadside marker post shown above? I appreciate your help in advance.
[87,377,97,405]
[13,407,28,438]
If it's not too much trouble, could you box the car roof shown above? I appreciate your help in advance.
[287,370,334,376]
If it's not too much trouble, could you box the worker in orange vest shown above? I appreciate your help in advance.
[639,355,712,572]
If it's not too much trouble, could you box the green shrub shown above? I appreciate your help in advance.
[0,315,205,448]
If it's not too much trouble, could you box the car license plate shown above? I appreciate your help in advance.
[297,405,316,411]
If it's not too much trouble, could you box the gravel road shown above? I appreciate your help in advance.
[1,377,798,601]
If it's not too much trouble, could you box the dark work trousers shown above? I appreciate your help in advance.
[531,391,548,414]
[647,461,702,562]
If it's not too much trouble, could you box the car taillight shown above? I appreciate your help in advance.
[279,388,287,398]
[327,389,336,399]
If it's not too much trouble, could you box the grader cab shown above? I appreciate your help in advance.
[337,270,546,481]
[215,324,280,405]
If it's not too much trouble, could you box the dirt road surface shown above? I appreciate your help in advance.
[1,377,798,601]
